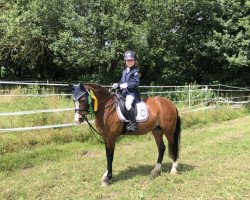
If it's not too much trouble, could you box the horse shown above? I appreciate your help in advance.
[70,83,181,186]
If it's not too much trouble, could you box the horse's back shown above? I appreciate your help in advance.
[145,96,176,113]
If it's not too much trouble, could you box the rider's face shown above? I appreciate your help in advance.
[125,59,135,68]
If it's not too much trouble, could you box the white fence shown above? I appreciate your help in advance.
[0,81,249,132]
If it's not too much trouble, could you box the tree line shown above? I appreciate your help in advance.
[0,0,249,86]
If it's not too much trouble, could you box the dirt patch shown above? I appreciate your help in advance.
[79,150,101,158]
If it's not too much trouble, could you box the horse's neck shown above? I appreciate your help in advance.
[85,85,116,128]
[85,84,113,110]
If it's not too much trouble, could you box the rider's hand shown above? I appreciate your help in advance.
[120,83,128,89]
[112,83,119,89]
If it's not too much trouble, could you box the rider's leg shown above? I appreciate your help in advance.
[125,95,137,132]
[125,95,135,110]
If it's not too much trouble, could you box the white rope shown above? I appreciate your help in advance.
[1,91,248,97]
[0,120,95,132]
[227,96,250,99]
[0,81,68,86]
[219,84,250,90]
[139,84,220,88]
[0,108,74,116]
[0,123,78,132]
[178,101,214,111]
[0,97,248,116]
[0,81,221,88]
[0,106,216,132]
[215,89,250,92]
[0,101,247,133]
[0,94,71,97]
[173,97,216,103]
[141,90,186,94]
[180,106,217,113]
[141,89,250,94]
[216,100,250,104]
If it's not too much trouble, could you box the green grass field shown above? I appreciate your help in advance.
[0,115,249,200]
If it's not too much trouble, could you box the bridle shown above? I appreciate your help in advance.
[73,90,116,118]
[73,91,89,122]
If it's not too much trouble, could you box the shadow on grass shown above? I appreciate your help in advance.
[114,163,195,182]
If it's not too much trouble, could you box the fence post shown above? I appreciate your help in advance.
[217,84,221,102]
[188,84,191,108]
[205,85,208,106]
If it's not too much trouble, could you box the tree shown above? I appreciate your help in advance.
[204,0,250,85]
[0,0,249,86]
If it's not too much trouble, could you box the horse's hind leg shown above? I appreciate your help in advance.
[164,115,181,174]
[150,128,166,178]
[163,133,178,174]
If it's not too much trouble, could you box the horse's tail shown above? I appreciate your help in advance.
[169,108,181,162]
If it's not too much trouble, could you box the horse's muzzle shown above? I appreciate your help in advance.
[74,112,86,124]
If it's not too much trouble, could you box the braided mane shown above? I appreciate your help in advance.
[84,83,111,97]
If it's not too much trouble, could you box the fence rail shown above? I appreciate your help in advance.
[0,81,249,132]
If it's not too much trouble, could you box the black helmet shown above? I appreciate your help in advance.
[124,50,137,60]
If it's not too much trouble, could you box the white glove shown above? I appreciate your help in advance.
[120,83,128,89]
[112,83,119,89]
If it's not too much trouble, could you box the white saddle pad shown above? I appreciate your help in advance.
[116,101,149,123]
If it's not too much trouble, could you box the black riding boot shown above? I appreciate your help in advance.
[127,108,138,132]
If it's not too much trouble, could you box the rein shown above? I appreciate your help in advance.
[98,93,114,106]
[84,92,126,144]
[85,116,126,144]
[85,116,105,144]
[92,92,117,112]
[76,90,126,144]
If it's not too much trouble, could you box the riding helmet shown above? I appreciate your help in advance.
[124,50,137,60]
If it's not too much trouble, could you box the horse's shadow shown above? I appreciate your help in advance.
[114,163,195,182]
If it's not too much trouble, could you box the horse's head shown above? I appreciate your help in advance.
[69,82,89,124]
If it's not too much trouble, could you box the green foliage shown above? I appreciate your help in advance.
[0,0,249,85]
[204,0,250,85]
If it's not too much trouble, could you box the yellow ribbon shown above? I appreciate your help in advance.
[89,90,98,111]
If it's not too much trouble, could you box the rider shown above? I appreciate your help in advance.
[113,50,140,132]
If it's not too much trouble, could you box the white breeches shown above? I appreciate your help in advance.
[125,95,135,110]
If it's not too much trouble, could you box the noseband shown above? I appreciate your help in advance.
[73,91,89,115]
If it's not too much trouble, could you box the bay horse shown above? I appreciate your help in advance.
[70,83,181,186]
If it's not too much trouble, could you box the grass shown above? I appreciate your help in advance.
[0,87,249,199]
[0,115,249,199]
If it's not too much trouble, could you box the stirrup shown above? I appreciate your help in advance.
[126,122,138,132]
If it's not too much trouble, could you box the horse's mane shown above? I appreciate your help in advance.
[84,83,111,97]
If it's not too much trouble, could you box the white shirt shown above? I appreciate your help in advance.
[126,67,130,73]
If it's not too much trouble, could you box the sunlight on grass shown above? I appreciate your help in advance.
[0,116,249,199]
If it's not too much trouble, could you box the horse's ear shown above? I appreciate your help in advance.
[79,82,85,91]
[69,83,75,92]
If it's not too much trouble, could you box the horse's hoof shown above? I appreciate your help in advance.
[150,169,161,179]
[102,181,110,187]
[101,173,111,187]
[170,169,177,175]
[101,179,110,187]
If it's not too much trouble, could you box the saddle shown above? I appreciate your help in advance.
[116,93,148,123]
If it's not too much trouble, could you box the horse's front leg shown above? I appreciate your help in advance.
[101,141,115,186]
